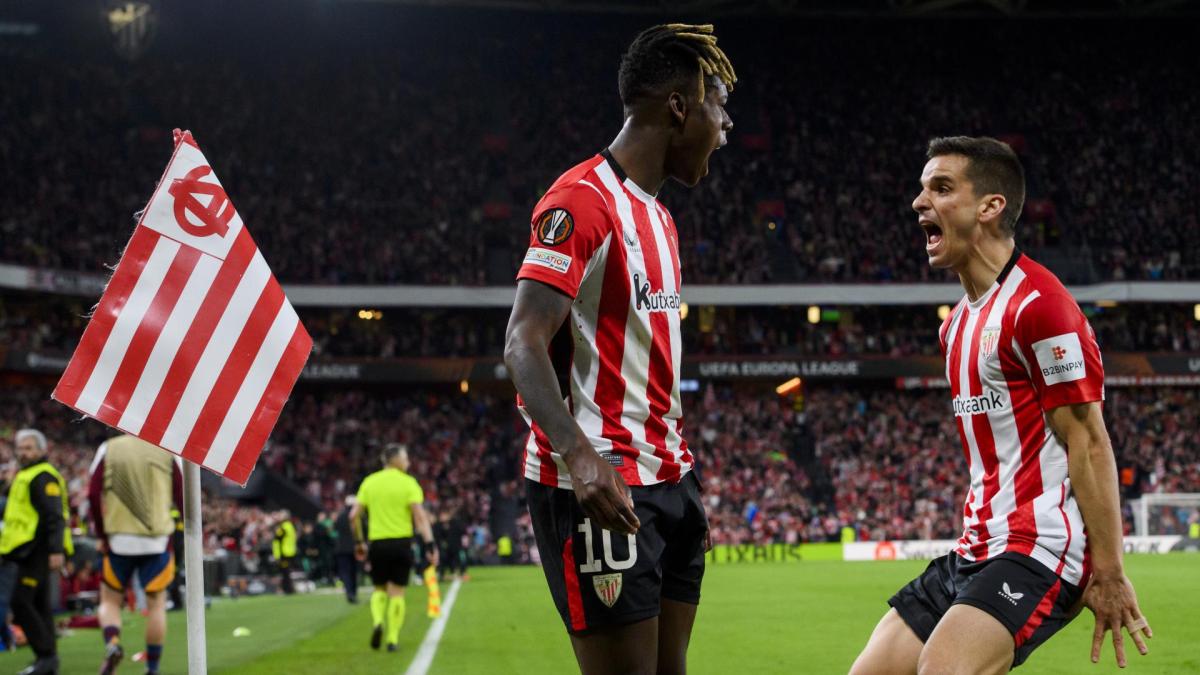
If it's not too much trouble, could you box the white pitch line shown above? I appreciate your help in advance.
[404,579,463,675]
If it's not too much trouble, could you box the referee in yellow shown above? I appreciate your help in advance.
[351,443,437,653]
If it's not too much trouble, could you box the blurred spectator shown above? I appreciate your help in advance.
[1,15,1196,284]
[5,297,1198,359]
[2,380,1196,557]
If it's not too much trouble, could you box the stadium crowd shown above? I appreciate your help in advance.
[3,16,1198,285]
[5,297,1199,359]
[3,380,1197,572]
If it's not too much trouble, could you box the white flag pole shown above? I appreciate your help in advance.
[183,460,208,674]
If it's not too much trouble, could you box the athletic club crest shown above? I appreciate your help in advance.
[593,573,623,608]
[980,327,1000,358]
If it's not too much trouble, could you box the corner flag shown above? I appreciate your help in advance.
[53,130,311,485]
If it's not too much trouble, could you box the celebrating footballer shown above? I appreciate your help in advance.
[505,22,735,675]
[850,137,1151,674]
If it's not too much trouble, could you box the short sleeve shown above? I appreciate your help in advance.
[516,182,613,299]
[1013,292,1104,410]
[408,478,425,505]
[355,477,370,509]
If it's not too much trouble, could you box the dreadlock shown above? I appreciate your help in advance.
[618,23,737,108]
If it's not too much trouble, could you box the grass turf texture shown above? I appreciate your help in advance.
[1,554,1193,674]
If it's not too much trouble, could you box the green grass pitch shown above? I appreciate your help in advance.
[1,554,1194,673]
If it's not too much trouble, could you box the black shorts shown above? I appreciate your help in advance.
[526,471,707,634]
[889,552,1084,668]
[367,538,414,587]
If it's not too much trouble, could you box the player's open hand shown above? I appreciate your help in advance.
[566,445,640,535]
[354,542,368,562]
[1083,572,1151,667]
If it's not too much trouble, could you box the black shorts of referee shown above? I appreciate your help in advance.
[367,537,414,587]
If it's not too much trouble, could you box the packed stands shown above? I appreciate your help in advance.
[2,14,1197,284]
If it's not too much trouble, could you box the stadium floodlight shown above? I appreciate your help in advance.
[680,302,690,320]
[938,304,951,320]
[1194,303,1199,321]
[807,305,820,324]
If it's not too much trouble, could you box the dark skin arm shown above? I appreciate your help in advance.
[504,279,640,535]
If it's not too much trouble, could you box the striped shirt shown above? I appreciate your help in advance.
[516,151,691,490]
[940,248,1103,586]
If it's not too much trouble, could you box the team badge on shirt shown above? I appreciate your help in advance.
[534,208,575,247]
[593,573,622,608]
[979,327,1000,358]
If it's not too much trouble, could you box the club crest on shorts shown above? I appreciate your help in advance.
[980,327,1000,358]
[534,208,574,246]
[593,573,622,608]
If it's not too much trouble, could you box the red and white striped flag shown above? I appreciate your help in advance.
[53,130,311,485]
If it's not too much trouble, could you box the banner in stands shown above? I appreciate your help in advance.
[844,536,1186,561]
[686,357,944,380]
[6,352,1200,384]
[707,542,843,564]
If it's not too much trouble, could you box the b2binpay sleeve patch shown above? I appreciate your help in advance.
[1031,332,1086,385]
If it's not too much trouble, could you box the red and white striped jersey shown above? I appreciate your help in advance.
[940,249,1104,585]
[516,151,692,490]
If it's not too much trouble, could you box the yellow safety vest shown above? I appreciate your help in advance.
[273,520,297,558]
[0,461,74,556]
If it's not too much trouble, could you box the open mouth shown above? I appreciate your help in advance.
[921,221,943,252]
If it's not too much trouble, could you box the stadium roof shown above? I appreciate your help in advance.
[356,0,1200,17]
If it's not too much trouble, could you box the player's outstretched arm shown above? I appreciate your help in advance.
[504,279,640,535]
[1048,401,1152,668]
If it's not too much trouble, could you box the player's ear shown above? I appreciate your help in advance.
[978,194,1007,230]
[667,90,688,128]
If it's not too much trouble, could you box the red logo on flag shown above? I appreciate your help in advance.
[168,165,235,238]
[1052,346,1066,360]
[52,130,311,485]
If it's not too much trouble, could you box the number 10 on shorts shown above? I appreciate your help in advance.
[577,518,637,573]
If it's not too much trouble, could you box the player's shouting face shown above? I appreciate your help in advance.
[913,154,993,270]
[667,76,733,187]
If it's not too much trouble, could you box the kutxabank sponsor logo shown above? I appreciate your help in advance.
[952,389,1007,417]
[633,273,680,313]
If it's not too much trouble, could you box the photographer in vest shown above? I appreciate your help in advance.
[0,428,72,675]
[87,434,182,675]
